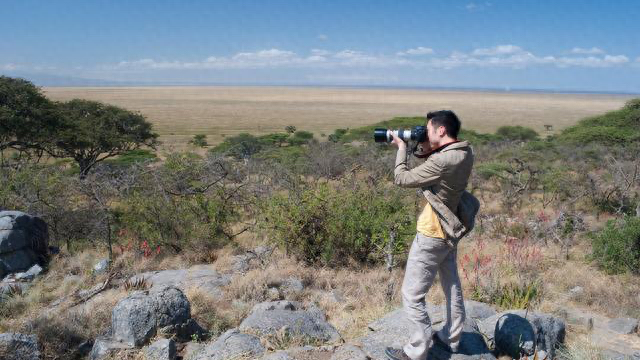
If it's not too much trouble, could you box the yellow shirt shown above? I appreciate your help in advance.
[417,202,445,239]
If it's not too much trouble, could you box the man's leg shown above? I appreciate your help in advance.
[435,247,465,351]
[400,234,451,360]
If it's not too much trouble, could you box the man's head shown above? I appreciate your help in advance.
[426,110,460,147]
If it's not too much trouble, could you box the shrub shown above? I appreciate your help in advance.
[590,216,640,275]
[561,105,640,145]
[259,179,415,266]
[210,133,262,159]
[190,134,208,147]
[495,126,539,142]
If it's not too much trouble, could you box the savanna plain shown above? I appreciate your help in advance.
[4,85,640,359]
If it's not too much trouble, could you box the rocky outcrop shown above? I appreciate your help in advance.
[357,306,496,360]
[0,333,40,360]
[112,286,191,346]
[478,310,565,359]
[143,338,177,360]
[0,211,48,279]
[91,286,200,359]
[129,264,231,297]
[239,300,341,343]
[188,329,265,360]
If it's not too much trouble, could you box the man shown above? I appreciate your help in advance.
[385,110,474,360]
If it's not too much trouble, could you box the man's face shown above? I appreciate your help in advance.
[426,120,443,147]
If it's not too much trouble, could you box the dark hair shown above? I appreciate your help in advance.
[426,110,461,138]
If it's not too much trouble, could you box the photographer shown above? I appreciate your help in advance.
[385,110,474,360]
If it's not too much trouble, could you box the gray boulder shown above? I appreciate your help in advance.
[190,329,265,360]
[14,264,43,281]
[0,211,49,279]
[239,300,341,343]
[93,259,110,275]
[493,313,536,358]
[464,300,496,320]
[130,264,231,297]
[478,310,565,359]
[143,338,176,360]
[358,307,496,360]
[90,338,134,360]
[331,344,369,360]
[0,333,40,360]
[111,286,191,347]
[231,245,273,273]
[608,317,639,335]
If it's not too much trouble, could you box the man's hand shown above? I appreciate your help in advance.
[390,131,407,150]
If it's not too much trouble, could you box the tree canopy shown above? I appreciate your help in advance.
[49,99,158,177]
[0,76,58,154]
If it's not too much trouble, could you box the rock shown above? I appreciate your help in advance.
[231,245,273,273]
[608,317,639,335]
[111,286,191,347]
[239,300,341,343]
[93,259,110,275]
[464,300,496,320]
[358,307,496,360]
[90,338,134,360]
[282,277,304,295]
[182,342,204,360]
[260,346,336,360]
[0,211,49,279]
[190,329,265,360]
[0,282,30,301]
[0,333,40,360]
[568,286,584,298]
[330,344,369,360]
[494,313,536,357]
[14,264,43,281]
[129,264,231,297]
[556,307,594,330]
[143,338,176,360]
[478,310,565,359]
[266,287,282,301]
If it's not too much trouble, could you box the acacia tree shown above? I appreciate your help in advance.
[0,76,59,161]
[48,99,159,178]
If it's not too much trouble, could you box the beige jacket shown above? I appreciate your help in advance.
[394,141,477,243]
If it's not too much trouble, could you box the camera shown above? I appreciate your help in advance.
[374,126,427,143]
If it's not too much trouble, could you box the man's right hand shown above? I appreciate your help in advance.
[390,131,407,150]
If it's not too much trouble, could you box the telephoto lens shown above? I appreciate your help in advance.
[373,126,427,143]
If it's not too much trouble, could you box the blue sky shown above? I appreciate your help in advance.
[1,0,639,92]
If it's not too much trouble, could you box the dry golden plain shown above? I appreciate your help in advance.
[44,86,633,150]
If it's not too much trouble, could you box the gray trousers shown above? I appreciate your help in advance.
[401,233,466,360]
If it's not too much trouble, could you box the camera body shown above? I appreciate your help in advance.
[374,126,427,143]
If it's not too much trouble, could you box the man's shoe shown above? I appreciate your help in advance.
[385,347,412,360]
[432,332,459,353]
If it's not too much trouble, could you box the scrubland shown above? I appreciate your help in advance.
[43,86,633,151]
[1,91,639,359]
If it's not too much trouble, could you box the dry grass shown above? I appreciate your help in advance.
[43,86,632,151]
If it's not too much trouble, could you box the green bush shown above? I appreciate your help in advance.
[190,134,208,147]
[495,126,539,141]
[105,149,157,167]
[259,180,415,266]
[475,161,511,180]
[561,105,640,145]
[591,216,640,275]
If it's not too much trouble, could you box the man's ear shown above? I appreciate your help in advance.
[438,126,446,137]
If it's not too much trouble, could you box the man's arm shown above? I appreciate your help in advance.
[394,147,442,188]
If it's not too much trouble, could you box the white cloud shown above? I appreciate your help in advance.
[397,47,434,56]
[570,47,604,55]
[555,55,629,67]
[464,2,491,11]
[110,45,632,72]
[472,45,524,56]
[317,34,328,41]
[1,63,18,71]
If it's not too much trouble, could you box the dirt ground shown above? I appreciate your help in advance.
[44,86,633,151]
